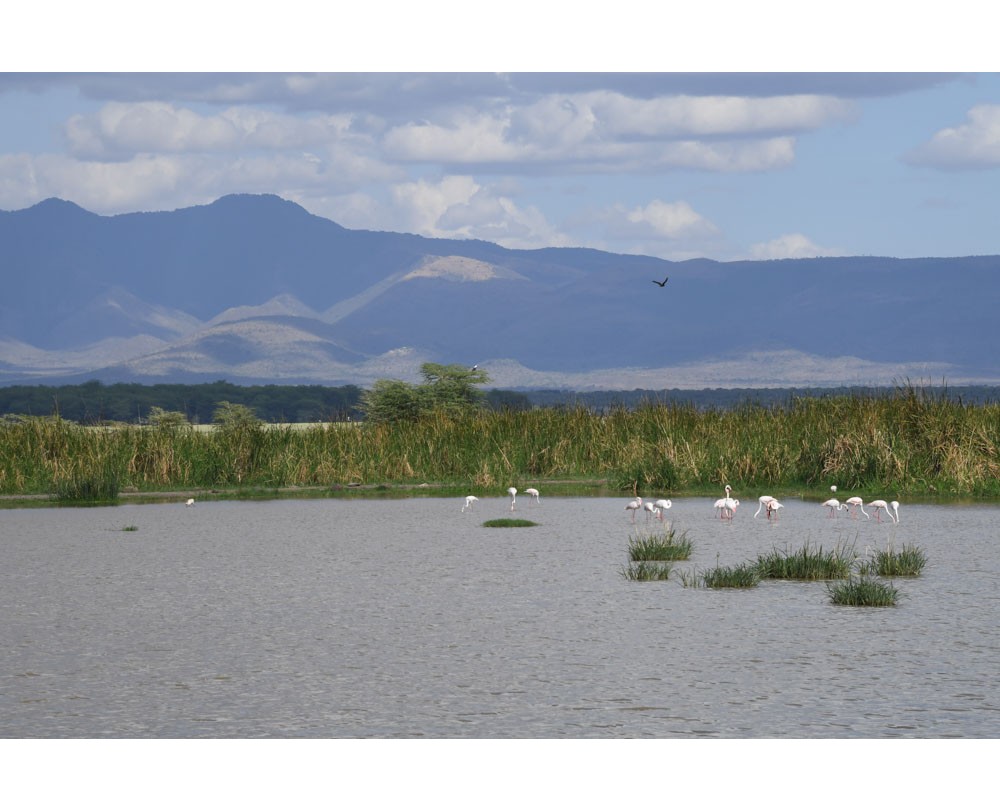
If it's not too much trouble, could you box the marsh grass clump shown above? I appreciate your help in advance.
[482,518,538,527]
[120,525,139,532]
[827,576,900,606]
[620,561,673,581]
[701,562,761,589]
[860,544,927,577]
[755,543,855,581]
[628,528,693,561]
[53,471,121,503]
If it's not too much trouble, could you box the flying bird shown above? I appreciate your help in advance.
[652,276,669,287]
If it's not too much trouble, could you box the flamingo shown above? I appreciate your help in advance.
[524,488,540,503]
[653,499,672,521]
[844,496,869,519]
[507,487,517,511]
[753,495,777,518]
[765,499,783,520]
[625,496,643,523]
[715,485,737,521]
[643,501,659,521]
[822,497,845,518]
[185,498,195,507]
[462,495,479,513]
[868,499,899,524]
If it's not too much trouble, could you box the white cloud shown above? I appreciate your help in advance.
[64,102,362,159]
[389,175,572,249]
[381,91,833,173]
[905,103,1000,169]
[580,92,856,138]
[749,233,843,260]
[609,199,720,241]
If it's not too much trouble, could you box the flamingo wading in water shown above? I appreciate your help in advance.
[524,488,540,503]
[844,496,869,519]
[507,487,517,511]
[625,496,643,523]
[462,495,479,513]
[715,485,738,521]
[822,497,845,518]
[753,495,777,518]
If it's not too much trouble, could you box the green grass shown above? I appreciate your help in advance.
[827,577,900,606]
[482,518,538,527]
[120,525,139,532]
[628,529,693,561]
[620,561,673,581]
[701,562,762,589]
[4,384,1000,498]
[860,544,927,577]
[755,543,856,581]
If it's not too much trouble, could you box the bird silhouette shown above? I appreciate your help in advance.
[652,276,669,287]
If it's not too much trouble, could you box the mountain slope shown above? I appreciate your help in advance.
[2,195,998,388]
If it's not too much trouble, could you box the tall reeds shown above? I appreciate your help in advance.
[2,384,999,498]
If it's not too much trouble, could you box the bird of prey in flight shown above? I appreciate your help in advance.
[652,276,669,287]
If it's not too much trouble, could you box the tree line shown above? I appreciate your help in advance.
[1,375,997,426]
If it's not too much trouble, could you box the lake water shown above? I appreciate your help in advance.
[2,494,999,738]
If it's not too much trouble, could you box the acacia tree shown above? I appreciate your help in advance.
[361,363,491,423]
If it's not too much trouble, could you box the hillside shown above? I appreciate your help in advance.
[2,194,998,389]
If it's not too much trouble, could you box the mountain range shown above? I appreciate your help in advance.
[2,193,998,390]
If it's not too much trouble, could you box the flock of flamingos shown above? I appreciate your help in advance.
[461,485,901,524]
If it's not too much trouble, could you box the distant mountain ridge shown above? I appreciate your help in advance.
[2,193,998,389]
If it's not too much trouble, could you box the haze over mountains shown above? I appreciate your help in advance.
[2,193,998,390]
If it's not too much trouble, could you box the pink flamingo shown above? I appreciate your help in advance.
[507,487,517,511]
[653,499,672,521]
[753,495,777,518]
[822,497,845,518]
[844,496,869,519]
[625,496,643,523]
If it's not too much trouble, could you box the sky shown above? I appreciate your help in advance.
[3,4,999,263]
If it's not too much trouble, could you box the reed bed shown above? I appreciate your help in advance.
[620,561,673,581]
[3,385,999,500]
[755,543,856,581]
[827,577,900,607]
[482,518,538,527]
[627,529,693,561]
[860,544,928,577]
[700,562,762,589]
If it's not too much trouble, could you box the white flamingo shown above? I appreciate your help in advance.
[524,488,540,503]
[822,497,845,518]
[653,499,672,521]
[625,496,643,523]
[844,496,869,519]
[868,499,899,524]
[765,499,783,520]
[507,487,517,511]
[462,495,479,513]
[185,498,195,507]
[753,495,777,518]
[715,485,737,521]
[643,501,659,521]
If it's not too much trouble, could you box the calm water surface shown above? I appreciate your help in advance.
[2,495,999,738]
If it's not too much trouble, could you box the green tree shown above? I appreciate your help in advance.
[361,363,491,423]
[147,406,190,430]
[212,401,262,430]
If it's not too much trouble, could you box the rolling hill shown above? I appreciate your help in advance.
[2,194,998,389]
